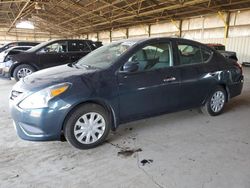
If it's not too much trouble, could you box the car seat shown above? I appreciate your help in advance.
[132,49,148,71]
[153,50,170,69]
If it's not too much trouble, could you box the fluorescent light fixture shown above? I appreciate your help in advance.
[16,21,34,29]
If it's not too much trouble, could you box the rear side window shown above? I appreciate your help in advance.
[78,41,90,51]
[178,44,202,65]
[201,48,213,62]
[68,41,79,52]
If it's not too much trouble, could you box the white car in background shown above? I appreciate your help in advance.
[0,46,32,63]
[0,46,32,77]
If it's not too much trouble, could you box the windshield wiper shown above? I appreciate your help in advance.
[68,62,79,69]
[68,60,83,69]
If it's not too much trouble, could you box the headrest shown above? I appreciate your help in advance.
[159,50,169,62]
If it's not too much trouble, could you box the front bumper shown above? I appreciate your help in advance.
[10,98,69,141]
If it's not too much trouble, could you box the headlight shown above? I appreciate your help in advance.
[5,60,14,67]
[18,83,70,109]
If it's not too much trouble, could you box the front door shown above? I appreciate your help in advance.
[37,41,69,69]
[118,41,181,122]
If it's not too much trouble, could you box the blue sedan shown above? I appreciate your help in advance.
[9,37,244,149]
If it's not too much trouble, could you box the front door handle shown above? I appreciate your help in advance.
[163,77,176,82]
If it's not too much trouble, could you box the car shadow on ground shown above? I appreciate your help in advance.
[109,91,250,145]
[224,98,250,113]
[223,86,250,113]
[108,108,201,143]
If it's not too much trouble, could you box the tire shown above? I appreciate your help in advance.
[64,104,111,149]
[201,86,227,116]
[13,64,35,81]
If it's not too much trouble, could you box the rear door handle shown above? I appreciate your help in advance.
[163,77,176,82]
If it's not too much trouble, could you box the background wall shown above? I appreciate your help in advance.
[0,28,62,44]
[0,10,249,62]
[97,10,250,63]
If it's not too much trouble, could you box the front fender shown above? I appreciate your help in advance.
[61,97,119,132]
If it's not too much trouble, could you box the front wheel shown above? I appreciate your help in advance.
[64,104,111,149]
[13,64,35,81]
[201,86,227,116]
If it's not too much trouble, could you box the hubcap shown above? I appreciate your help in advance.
[17,68,33,79]
[73,112,106,144]
[210,91,225,113]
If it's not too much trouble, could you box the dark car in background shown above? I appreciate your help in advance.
[0,46,33,77]
[4,39,102,81]
[9,37,243,149]
[206,43,238,62]
[0,41,39,53]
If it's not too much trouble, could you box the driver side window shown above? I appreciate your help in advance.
[40,42,68,53]
[128,42,173,72]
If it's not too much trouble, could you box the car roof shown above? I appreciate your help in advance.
[26,38,97,53]
[206,43,224,46]
[115,37,174,43]
[113,37,204,46]
[47,39,93,43]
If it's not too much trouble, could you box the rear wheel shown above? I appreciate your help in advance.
[64,104,111,149]
[201,86,227,116]
[13,64,35,81]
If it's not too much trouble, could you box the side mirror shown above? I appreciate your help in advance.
[122,61,139,73]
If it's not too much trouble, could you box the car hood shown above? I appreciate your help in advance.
[21,64,98,91]
[10,51,29,59]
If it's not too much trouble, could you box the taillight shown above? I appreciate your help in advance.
[234,61,243,75]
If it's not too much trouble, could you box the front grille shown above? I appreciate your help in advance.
[10,90,23,100]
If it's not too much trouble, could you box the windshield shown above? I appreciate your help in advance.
[76,41,137,69]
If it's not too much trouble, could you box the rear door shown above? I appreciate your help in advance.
[118,40,181,122]
[36,41,69,69]
[175,40,218,108]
